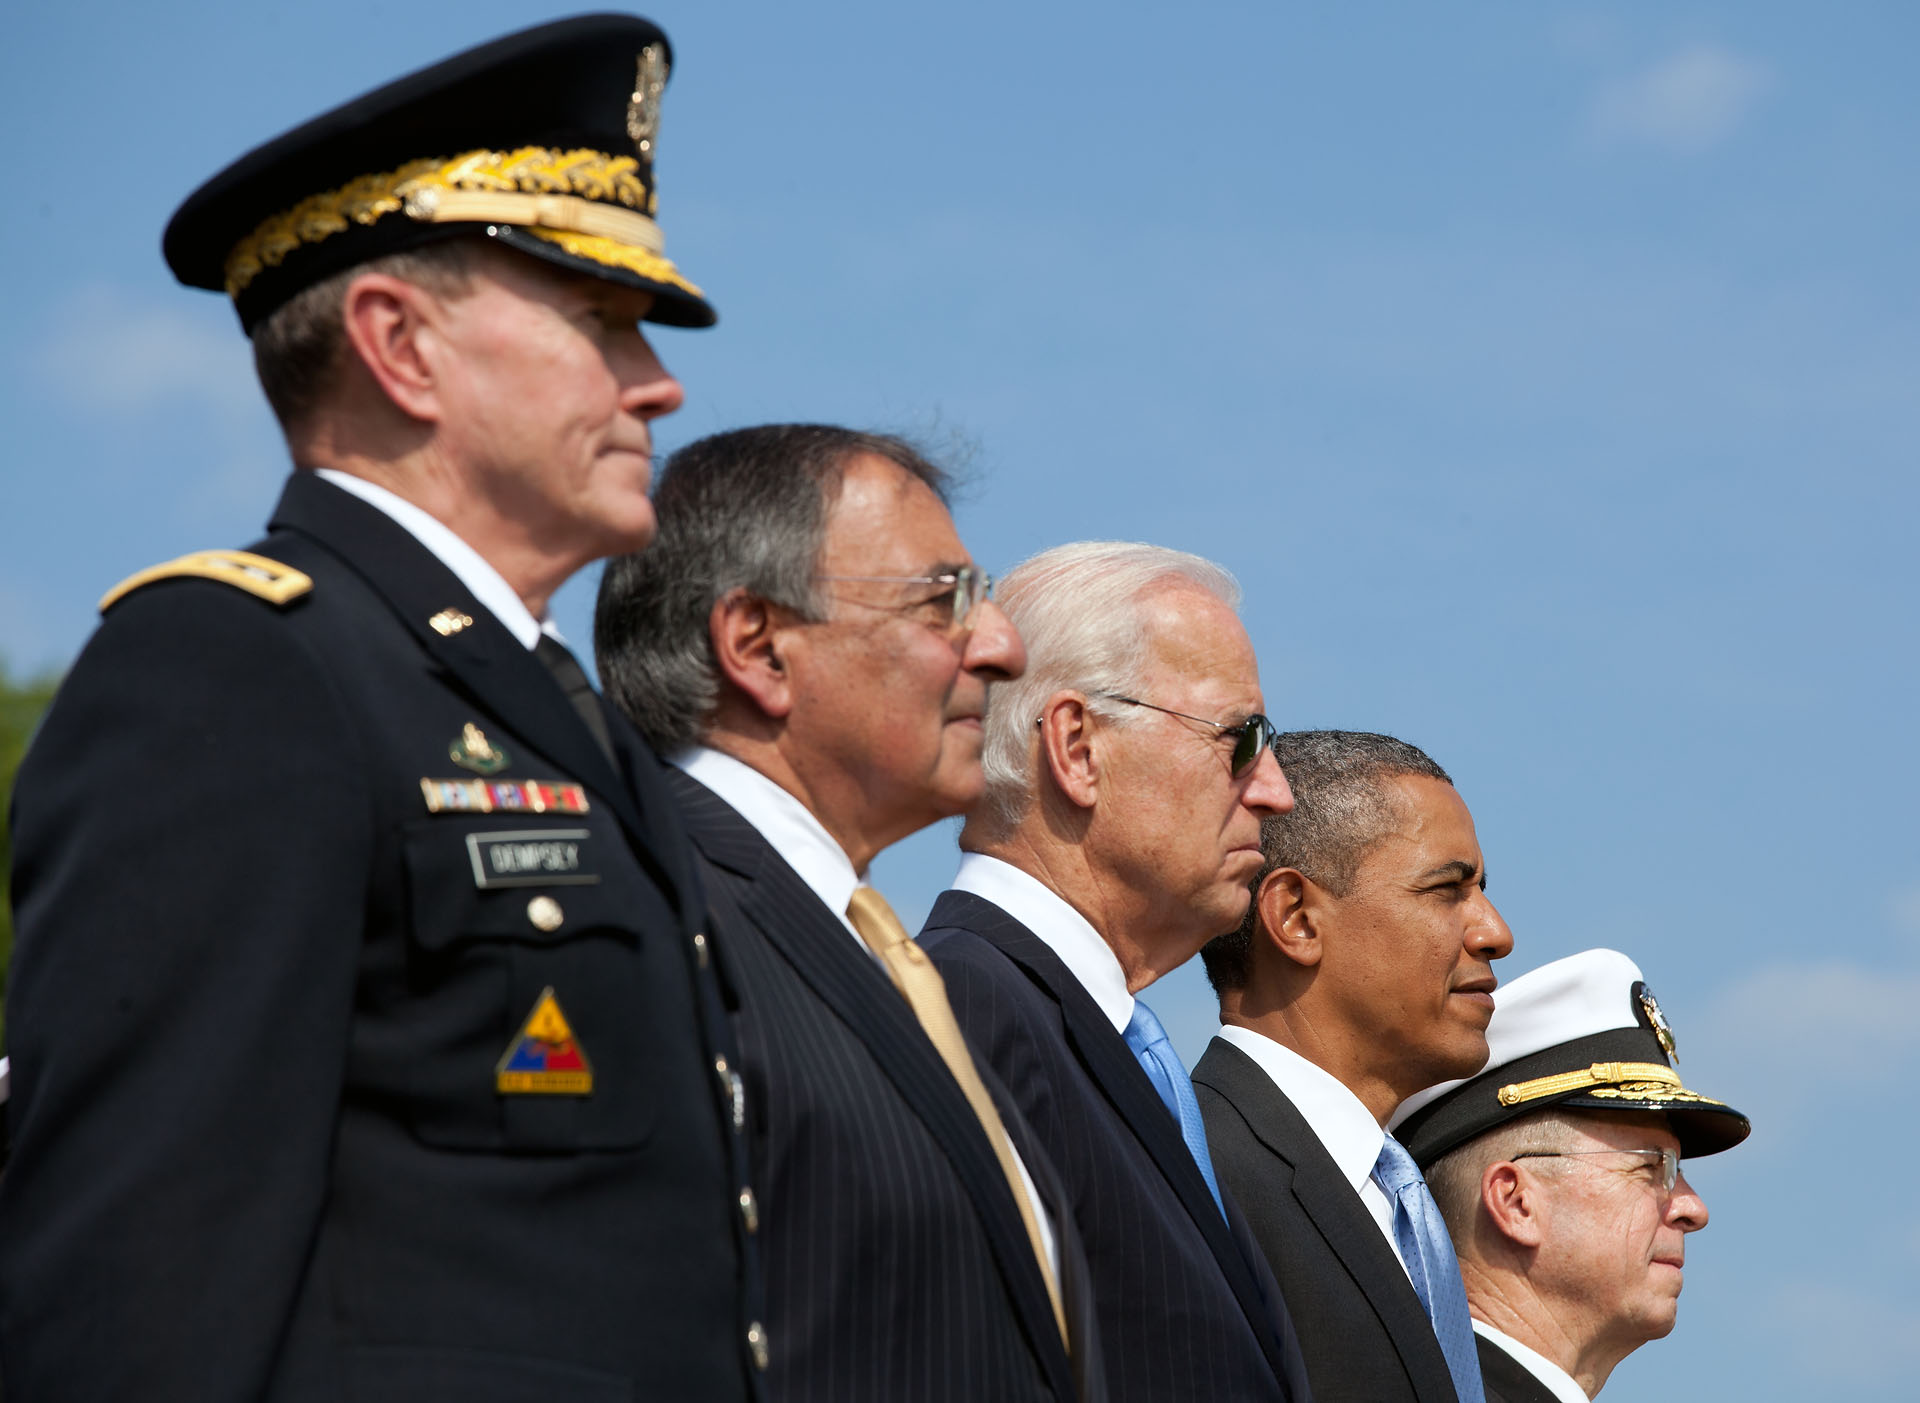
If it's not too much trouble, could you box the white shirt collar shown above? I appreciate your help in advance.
[949,852,1135,1033]
[1213,1024,1389,1196]
[1472,1320,1591,1403]
[671,745,864,939]
[312,468,555,651]
[673,755,1055,1276]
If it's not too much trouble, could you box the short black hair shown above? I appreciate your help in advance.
[1201,730,1452,995]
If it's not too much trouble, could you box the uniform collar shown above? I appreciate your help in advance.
[311,468,558,651]
[1472,1319,1591,1403]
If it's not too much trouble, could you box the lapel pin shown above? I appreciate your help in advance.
[429,607,474,636]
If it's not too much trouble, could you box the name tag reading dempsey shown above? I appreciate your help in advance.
[465,828,602,889]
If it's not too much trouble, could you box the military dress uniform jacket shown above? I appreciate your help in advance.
[1192,1039,1460,1403]
[666,771,1096,1403]
[918,889,1316,1403]
[0,471,759,1402]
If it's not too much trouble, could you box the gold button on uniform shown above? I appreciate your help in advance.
[746,1321,769,1371]
[714,1058,746,1129]
[526,896,565,931]
[737,1186,758,1233]
[692,930,710,967]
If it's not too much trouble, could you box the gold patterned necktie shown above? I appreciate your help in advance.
[844,885,1069,1349]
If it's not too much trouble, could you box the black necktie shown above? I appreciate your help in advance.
[534,635,616,764]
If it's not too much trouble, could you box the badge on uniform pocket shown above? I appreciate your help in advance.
[496,987,594,1095]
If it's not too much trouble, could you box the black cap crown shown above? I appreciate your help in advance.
[164,13,714,332]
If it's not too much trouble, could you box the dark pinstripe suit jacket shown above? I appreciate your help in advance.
[667,772,1094,1403]
[919,889,1314,1403]
[1475,1335,1561,1403]
[1193,1039,1459,1403]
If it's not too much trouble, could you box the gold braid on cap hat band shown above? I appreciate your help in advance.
[222,146,701,300]
[1497,1060,1706,1107]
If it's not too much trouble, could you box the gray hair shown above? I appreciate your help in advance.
[972,541,1242,838]
[594,423,950,753]
[1202,731,1452,995]
[251,239,477,433]
[1423,1108,1591,1239]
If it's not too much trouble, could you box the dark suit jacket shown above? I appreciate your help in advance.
[668,773,1095,1403]
[919,889,1314,1402]
[1194,1038,1459,1403]
[0,473,757,1402]
[1476,1334,1566,1403]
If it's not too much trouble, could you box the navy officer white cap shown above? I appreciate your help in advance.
[1390,948,1748,1169]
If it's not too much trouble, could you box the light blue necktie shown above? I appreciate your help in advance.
[1372,1133,1484,1403]
[1123,1000,1226,1219]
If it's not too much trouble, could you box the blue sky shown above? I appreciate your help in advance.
[4,4,1916,1396]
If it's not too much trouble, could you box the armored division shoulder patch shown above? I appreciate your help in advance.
[99,550,313,613]
[496,988,594,1095]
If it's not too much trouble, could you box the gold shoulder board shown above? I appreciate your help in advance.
[99,550,314,614]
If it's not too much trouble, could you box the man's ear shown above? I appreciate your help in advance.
[338,271,451,423]
[709,589,794,720]
[1256,868,1321,969]
[1481,1160,1547,1249]
[1036,693,1099,810]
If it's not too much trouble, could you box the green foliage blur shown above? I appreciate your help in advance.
[2,662,61,1048]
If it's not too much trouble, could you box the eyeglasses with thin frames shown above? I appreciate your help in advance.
[815,566,993,632]
[1511,1147,1680,1194]
[1099,693,1279,778]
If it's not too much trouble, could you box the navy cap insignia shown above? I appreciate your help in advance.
[420,777,590,815]
[449,722,510,775]
[1635,981,1679,1064]
[496,987,593,1095]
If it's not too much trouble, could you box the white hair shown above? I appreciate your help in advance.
[974,541,1242,836]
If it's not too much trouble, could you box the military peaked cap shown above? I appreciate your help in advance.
[1391,948,1750,1168]
[164,12,714,332]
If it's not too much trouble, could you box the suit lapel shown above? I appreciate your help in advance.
[1196,1038,1460,1402]
[670,775,1074,1402]
[925,889,1298,1385]
[267,474,686,910]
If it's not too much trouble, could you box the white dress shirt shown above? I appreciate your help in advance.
[313,468,563,651]
[1472,1319,1590,1402]
[1213,1023,1415,1282]
[671,748,1057,1279]
[949,852,1135,1034]
[670,746,867,948]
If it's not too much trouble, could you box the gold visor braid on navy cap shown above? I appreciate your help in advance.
[1390,949,1752,1168]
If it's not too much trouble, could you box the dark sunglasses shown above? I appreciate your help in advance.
[1101,694,1278,777]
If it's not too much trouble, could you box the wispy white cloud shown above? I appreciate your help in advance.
[1689,960,1920,1140]
[1766,1281,1920,1385]
[1590,45,1773,154]
[27,285,283,514]
[1886,886,1920,937]
[36,285,260,419]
